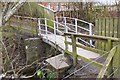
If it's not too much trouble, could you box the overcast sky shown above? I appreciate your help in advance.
[97,0,118,5]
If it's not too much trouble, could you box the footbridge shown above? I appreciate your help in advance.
[10,16,120,78]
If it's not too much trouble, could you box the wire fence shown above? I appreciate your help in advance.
[62,52,108,80]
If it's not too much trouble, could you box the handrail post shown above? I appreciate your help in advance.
[64,35,68,57]
[38,18,41,35]
[75,19,78,42]
[54,21,56,44]
[56,16,59,31]
[75,19,78,34]
[71,34,77,66]
[89,23,93,46]
[106,39,113,77]
[64,17,68,33]
[64,17,68,56]
[45,18,48,42]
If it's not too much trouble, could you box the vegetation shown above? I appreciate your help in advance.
[17,2,55,27]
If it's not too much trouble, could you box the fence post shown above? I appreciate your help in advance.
[106,39,112,51]
[64,34,68,57]
[56,16,59,31]
[89,23,93,46]
[45,18,48,41]
[106,39,113,77]
[38,18,41,35]
[71,34,77,66]
[54,21,56,44]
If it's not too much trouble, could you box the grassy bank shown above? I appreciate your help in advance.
[17,2,55,27]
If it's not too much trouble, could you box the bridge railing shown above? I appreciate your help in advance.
[38,17,71,43]
[64,32,120,78]
[56,16,94,46]
[64,33,119,64]
[11,15,94,47]
[37,17,93,46]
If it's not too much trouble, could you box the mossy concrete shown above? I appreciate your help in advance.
[46,54,71,78]
[25,38,43,64]
[25,37,61,64]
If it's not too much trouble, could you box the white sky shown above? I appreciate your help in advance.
[97,0,118,5]
[1,0,119,3]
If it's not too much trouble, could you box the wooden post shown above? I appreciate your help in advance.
[114,2,120,78]
[64,35,68,57]
[106,39,113,77]
[106,39,112,51]
[117,1,120,38]
[71,34,77,66]
[104,18,107,50]
[118,2,120,78]
[108,17,111,37]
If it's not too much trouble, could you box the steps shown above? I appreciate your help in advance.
[46,54,70,70]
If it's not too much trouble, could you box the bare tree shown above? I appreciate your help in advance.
[0,1,26,27]
[0,0,26,76]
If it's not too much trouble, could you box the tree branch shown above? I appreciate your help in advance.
[2,0,26,24]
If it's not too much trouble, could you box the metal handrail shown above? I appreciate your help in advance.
[56,16,93,46]
[60,22,90,32]
[40,24,63,35]
[38,17,94,47]
[13,15,95,47]
[56,16,93,25]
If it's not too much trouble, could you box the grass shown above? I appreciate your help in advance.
[18,2,55,27]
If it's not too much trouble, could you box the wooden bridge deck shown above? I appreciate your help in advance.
[42,34,100,59]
